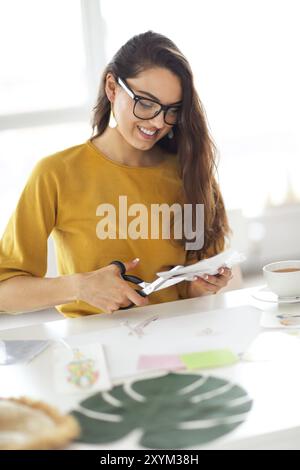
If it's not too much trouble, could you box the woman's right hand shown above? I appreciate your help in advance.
[74,258,149,313]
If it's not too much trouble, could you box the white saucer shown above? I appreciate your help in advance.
[251,286,300,304]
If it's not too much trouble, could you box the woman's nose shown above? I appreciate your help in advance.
[148,111,165,129]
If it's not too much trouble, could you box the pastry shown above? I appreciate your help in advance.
[0,397,80,450]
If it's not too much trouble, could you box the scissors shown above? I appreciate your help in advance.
[110,260,187,310]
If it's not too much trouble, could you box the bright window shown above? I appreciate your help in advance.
[0,0,88,114]
[0,0,93,235]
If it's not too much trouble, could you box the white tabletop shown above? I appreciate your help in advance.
[1,286,300,450]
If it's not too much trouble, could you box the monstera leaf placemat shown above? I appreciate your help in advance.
[72,372,252,449]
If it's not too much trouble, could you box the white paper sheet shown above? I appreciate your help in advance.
[157,249,246,280]
[61,305,262,380]
[242,331,300,362]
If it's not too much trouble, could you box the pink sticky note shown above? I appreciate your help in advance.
[137,354,185,371]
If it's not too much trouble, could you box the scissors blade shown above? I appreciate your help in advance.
[153,275,188,291]
[139,277,166,296]
[140,275,187,295]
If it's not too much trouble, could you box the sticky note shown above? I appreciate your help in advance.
[137,354,185,371]
[179,349,239,370]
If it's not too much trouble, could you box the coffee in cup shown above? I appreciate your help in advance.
[273,268,300,273]
[263,260,300,298]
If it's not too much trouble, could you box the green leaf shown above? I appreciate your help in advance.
[72,372,252,449]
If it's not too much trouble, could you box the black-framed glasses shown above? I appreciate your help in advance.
[117,77,181,126]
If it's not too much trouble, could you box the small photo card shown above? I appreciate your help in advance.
[53,342,111,394]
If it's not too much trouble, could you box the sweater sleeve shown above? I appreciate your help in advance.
[0,158,58,282]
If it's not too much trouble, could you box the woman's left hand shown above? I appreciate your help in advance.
[187,267,233,298]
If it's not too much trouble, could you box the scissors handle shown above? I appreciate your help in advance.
[110,260,147,310]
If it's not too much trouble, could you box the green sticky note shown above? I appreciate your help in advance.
[179,349,239,370]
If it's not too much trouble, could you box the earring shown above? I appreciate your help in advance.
[167,128,174,139]
[109,107,117,128]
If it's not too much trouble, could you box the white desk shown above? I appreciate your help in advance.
[0,309,62,331]
[1,287,300,450]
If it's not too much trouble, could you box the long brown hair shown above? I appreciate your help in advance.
[92,31,229,260]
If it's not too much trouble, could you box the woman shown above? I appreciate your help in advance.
[0,31,232,317]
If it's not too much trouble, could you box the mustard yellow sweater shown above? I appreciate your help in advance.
[0,139,194,317]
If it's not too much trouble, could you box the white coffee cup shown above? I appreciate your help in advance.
[263,260,300,298]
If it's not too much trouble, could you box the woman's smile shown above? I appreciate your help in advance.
[137,125,160,140]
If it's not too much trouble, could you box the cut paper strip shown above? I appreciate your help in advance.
[179,349,239,370]
[137,354,185,371]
